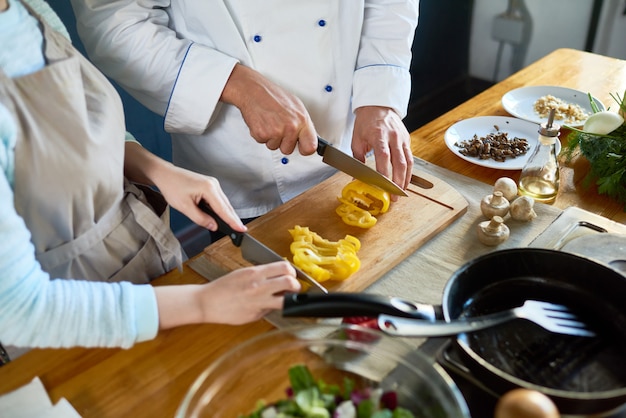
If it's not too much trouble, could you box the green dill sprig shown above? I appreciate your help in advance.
[563,91,626,210]
[609,91,626,114]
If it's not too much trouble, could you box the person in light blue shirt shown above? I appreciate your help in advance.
[0,0,300,360]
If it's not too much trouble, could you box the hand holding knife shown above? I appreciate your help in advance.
[195,135,405,295]
[316,136,407,197]
[198,201,328,293]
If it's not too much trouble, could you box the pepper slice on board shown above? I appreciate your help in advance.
[335,199,378,228]
[341,180,390,215]
[336,180,390,228]
[289,226,361,282]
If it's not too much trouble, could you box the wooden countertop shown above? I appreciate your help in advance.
[0,48,624,417]
[410,48,626,224]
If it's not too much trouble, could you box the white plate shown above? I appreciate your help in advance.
[502,85,605,126]
[444,116,560,170]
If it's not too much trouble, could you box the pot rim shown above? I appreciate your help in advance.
[441,248,626,413]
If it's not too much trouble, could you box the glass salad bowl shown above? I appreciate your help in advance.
[175,324,470,418]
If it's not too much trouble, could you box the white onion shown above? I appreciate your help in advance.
[583,111,624,135]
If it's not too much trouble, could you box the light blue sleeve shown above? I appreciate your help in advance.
[125,130,140,144]
[0,104,159,349]
[22,0,71,40]
[0,104,16,187]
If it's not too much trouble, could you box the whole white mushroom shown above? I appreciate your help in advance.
[494,177,518,201]
[480,191,510,219]
[510,196,537,222]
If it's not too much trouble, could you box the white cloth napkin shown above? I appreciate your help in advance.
[0,377,81,418]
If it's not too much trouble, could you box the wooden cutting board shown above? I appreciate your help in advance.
[203,168,468,292]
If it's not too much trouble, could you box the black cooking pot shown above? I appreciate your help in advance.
[282,248,626,415]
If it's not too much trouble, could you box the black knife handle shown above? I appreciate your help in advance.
[283,292,437,320]
[316,136,330,156]
[198,201,243,246]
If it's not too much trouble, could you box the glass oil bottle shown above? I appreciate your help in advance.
[518,108,560,203]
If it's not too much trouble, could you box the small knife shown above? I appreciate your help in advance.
[198,202,328,294]
[316,136,408,196]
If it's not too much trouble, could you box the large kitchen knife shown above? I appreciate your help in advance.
[198,201,328,293]
[316,136,408,196]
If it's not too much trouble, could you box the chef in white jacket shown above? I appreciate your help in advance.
[71,1,419,221]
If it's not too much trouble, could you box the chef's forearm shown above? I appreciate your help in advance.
[220,63,261,109]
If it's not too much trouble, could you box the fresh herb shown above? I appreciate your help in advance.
[563,90,626,209]
[238,364,416,418]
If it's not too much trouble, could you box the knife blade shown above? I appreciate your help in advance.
[198,201,328,293]
[316,136,408,196]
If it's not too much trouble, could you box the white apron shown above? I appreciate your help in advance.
[0,6,183,284]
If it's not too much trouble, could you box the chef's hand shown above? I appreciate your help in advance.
[352,106,413,200]
[154,261,302,328]
[221,64,318,156]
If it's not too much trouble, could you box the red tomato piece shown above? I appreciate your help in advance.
[341,316,381,342]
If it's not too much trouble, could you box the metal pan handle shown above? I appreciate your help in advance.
[282,292,437,321]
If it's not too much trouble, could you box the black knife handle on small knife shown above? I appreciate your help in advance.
[198,201,328,294]
[283,292,438,321]
[198,201,243,246]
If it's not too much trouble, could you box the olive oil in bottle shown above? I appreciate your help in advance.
[518,109,560,203]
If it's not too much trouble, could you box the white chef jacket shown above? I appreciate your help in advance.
[71,0,419,219]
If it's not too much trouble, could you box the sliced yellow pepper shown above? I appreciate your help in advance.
[289,225,361,282]
[341,180,390,215]
[335,180,390,228]
[335,199,377,228]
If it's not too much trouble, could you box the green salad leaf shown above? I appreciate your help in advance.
[238,364,416,418]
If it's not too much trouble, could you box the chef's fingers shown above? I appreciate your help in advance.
[388,134,413,191]
[377,136,411,202]
[264,137,282,151]
[274,118,316,156]
[366,117,412,198]
[402,141,414,189]
[372,141,392,179]
[294,123,317,156]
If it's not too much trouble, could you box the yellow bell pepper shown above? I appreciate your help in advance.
[341,180,390,215]
[335,180,390,228]
[289,225,361,282]
[335,199,377,228]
